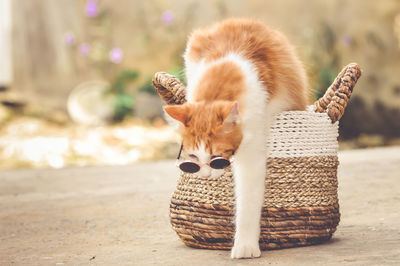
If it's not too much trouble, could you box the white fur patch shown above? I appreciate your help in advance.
[191,142,209,164]
[184,58,206,103]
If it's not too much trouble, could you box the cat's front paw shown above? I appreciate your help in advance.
[231,242,261,259]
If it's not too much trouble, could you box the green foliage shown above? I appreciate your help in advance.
[315,64,338,100]
[168,67,186,84]
[114,70,139,85]
[307,22,341,100]
[106,69,139,121]
[138,78,157,95]
[113,92,135,121]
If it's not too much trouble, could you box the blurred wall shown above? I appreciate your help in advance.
[11,0,87,110]
[0,0,12,86]
[9,0,400,137]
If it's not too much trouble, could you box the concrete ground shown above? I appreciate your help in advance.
[1,146,400,265]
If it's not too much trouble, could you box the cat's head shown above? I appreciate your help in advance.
[164,100,242,178]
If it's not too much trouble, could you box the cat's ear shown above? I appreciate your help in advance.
[164,105,189,126]
[223,101,240,126]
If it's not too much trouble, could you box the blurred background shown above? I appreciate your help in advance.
[0,0,399,169]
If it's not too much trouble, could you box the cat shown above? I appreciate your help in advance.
[164,18,309,259]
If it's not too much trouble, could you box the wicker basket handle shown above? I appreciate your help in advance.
[313,63,362,123]
[152,63,362,123]
[152,72,187,105]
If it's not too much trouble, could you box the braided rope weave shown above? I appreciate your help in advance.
[153,63,361,250]
[268,111,339,158]
[314,63,362,122]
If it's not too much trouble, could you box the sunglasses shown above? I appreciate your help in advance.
[176,143,233,173]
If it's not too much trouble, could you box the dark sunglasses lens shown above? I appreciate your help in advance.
[210,158,230,169]
[179,162,200,173]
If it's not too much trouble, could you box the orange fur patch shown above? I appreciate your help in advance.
[193,61,247,110]
[165,101,242,157]
[187,18,309,109]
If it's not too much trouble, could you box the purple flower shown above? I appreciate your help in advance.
[79,43,90,56]
[162,10,174,24]
[64,32,75,46]
[342,35,353,46]
[109,47,123,64]
[85,0,98,18]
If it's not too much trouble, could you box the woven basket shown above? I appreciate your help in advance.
[152,63,362,250]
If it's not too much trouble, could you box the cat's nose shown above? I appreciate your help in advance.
[198,165,211,178]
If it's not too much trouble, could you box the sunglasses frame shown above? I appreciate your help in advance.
[176,142,234,173]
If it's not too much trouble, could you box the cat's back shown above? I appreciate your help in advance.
[186,18,283,62]
[185,18,309,109]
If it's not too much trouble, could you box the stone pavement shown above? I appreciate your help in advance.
[1,146,400,265]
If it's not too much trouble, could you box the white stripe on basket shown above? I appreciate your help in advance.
[267,108,339,158]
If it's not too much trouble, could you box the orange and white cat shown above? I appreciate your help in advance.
[164,18,309,259]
